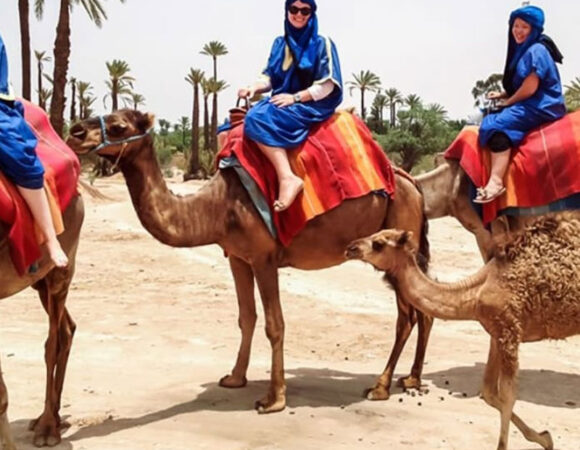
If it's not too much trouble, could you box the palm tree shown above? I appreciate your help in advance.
[18,0,33,99]
[471,73,503,108]
[200,41,228,82]
[201,78,211,150]
[34,50,51,108]
[404,94,423,111]
[45,0,126,136]
[427,103,448,120]
[104,59,135,112]
[346,70,381,120]
[178,116,191,148]
[384,87,403,128]
[372,93,388,123]
[565,77,580,111]
[38,87,52,110]
[76,80,93,119]
[206,78,229,152]
[184,68,205,178]
[127,92,146,110]
[69,77,77,122]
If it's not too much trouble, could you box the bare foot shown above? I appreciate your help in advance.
[473,180,506,204]
[274,176,304,212]
[46,239,68,268]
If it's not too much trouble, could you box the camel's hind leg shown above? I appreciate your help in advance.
[29,266,75,447]
[481,338,553,450]
[0,359,16,450]
[365,292,417,400]
[220,256,257,388]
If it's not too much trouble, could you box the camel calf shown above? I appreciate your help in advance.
[345,212,580,450]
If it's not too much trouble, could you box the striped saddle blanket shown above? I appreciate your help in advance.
[217,111,396,246]
[444,111,580,225]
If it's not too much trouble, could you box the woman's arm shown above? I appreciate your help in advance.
[502,72,540,106]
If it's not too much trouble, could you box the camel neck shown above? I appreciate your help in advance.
[119,138,222,247]
[391,257,483,321]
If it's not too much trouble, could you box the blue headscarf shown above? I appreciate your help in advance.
[502,5,562,95]
[284,0,318,71]
[0,33,10,96]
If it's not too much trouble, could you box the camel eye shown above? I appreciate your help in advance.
[109,123,127,136]
[372,240,385,252]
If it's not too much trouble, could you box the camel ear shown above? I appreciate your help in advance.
[137,112,155,132]
[396,230,413,247]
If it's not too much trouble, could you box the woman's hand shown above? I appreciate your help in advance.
[487,91,505,100]
[238,87,255,99]
[270,93,295,108]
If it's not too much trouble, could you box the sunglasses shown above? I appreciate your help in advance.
[288,5,312,16]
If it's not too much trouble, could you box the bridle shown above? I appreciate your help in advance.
[92,115,152,152]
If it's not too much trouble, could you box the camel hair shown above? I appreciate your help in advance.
[0,194,84,448]
[345,212,580,450]
[66,109,432,413]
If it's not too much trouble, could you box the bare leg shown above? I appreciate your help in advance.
[476,150,510,202]
[219,256,257,388]
[256,143,303,212]
[17,186,68,267]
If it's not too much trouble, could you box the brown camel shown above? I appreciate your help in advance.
[67,109,432,413]
[345,212,580,450]
[0,194,84,448]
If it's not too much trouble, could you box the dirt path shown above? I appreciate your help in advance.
[1,176,578,450]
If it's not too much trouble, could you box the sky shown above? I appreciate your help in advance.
[1,0,579,125]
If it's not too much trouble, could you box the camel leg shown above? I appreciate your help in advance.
[0,359,16,450]
[365,292,416,400]
[397,310,433,389]
[29,267,74,447]
[219,256,257,388]
[252,262,286,413]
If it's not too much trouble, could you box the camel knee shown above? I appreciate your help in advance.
[239,312,257,331]
[264,319,285,344]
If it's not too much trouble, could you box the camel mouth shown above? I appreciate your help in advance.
[344,245,363,260]
[66,136,98,155]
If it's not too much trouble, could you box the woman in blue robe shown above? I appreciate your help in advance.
[475,5,566,203]
[238,0,343,211]
[0,33,68,267]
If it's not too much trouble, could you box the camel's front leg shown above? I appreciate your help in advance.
[397,309,433,390]
[0,359,16,450]
[220,256,257,388]
[253,262,286,413]
[366,292,416,400]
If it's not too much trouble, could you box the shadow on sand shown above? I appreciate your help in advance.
[59,364,578,443]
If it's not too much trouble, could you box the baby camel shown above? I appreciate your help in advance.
[345,212,580,450]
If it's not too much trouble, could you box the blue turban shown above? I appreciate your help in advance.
[502,5,562,95]
[0,33,10,97]
[283,0,318,71]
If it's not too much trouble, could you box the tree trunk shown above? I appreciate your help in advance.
[361,88,365,121]
[37,61,43,107]
[112,81,118,112]
[49,0,71,137]
[203,95,210,149]
[70,81,76,122]
[18,0,31,100]
[186,83,201,178]
[211,92,218,152]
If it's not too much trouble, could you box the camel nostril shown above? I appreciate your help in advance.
[69,123,86,140]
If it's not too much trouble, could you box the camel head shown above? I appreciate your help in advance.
[345,229,417,273]
[67,110,155,161]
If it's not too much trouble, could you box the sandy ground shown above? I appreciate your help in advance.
[1,175,579,450]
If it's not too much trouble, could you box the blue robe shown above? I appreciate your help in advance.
[0,34,44,189]
[244,34,343,149]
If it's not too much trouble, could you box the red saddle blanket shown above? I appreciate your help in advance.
[444,111,580,225]
[0,99,80,275]
[217,111,396,245]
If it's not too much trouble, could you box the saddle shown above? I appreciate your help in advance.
[228,97,251,128]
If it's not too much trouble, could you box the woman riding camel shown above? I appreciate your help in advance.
[475,5,565,203]
[0,33,68,268]
[238,0,343,212]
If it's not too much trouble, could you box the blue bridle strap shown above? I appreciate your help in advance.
[92,115,152,152]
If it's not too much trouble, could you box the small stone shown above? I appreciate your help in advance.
[289,411,295,415]
[417,402,422,406]
[399,398,403,403]
[344,356,349,361]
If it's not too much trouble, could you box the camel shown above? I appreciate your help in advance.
[345,212,580,450]
[66,109,432,413]
[0,194,84,448]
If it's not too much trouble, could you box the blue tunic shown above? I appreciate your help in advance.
[479,43,566,148]
[0,34,44,189]
[244,35,343,149]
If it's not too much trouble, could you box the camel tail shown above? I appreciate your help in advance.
[77,179,111,200]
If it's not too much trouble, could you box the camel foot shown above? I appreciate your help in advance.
[218,374,247,389]
[255,391,286,414]
[396,375,421,390]
[29,415,61,447]
[364,386,390,401]
[539,430,553,450]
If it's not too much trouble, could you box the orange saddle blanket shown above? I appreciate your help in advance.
[0,99,80,275]
[444,111,580,225]
[217,111,396,245]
